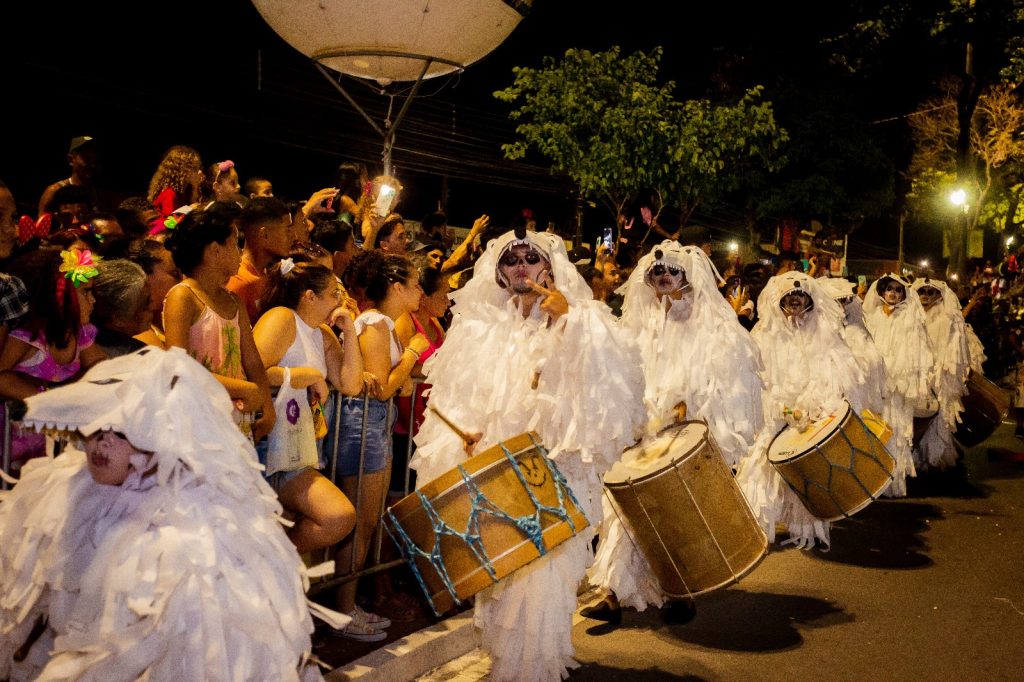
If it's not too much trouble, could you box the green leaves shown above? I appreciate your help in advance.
[494,47,787,225]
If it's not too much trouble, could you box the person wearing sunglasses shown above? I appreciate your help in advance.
[409,227,645,682]
[862,273,935,497]
[910,277,971,470]
[586,241,763,627]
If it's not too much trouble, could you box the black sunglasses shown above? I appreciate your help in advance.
[649,263,683,277]
[499,251,543,267]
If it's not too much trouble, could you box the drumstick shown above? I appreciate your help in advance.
[428,406,473,444]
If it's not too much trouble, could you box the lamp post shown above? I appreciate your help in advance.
[948,188,969,280]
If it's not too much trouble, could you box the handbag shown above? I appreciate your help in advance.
[265,368,320,476]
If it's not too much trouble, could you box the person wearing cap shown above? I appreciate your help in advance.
[862,273,935,496]
[736,271,880,548]
[585,241,763,626]
[409,228,645,682]
[36,136,104,218]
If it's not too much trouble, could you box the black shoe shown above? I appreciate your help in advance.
[659,599,697,625]
[580,600,622,625]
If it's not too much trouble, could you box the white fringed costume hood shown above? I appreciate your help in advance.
[616,241,764,458]
[410,229,645,682]
[0,347,330,681]
[736,272,878,548]
[863,273,935,495]
[589,241,763,611]
[911,277,970,469]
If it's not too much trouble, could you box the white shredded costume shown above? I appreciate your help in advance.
[588,242,763,611]
[0,347,341,681]
[819,277,888,406]
[863,273,935,495]
[736,272,880,548]
[410,230,645,682]
[911,278,971,470]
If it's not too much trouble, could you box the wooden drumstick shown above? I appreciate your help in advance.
[428,405,474,445]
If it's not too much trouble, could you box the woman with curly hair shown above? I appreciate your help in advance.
[146,145,204,219]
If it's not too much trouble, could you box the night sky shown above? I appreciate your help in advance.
[2,1,963,260]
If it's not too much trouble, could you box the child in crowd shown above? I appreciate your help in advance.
[246,176,274,199]
[163,208,275,442]
[0,347,342,679]
[201,160,242,206]
[146,145,204,219]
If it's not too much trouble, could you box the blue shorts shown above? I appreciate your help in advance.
[254,437,313,492]
[333,396,395,478]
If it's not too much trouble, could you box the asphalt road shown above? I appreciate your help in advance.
[569,423,1024,681]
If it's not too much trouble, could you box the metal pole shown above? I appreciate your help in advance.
[897,211,905,273]
[1,402,11,491]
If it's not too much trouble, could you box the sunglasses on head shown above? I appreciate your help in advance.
[649,263,683,277]
[499,250,543,267]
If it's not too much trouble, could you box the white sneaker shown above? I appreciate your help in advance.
[329,612,387,642]
[352,604,391,630]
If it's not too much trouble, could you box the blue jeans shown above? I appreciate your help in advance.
[332,395,394,479]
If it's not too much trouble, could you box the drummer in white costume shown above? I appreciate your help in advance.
[0,347,340,681]
[819,277,888,404]
[911,278,971,469]
[585,241,763,624]
[862,273,935,495]
[736,272,878,548]
[410,228,645,682]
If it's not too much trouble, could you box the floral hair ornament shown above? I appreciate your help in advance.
[59,249,101,288]
[279,257,296,275]
[216,160,235,173]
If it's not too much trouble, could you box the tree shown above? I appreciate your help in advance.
[907,82,1024,257]
[827,0,1024,276]
[494,47,787,238]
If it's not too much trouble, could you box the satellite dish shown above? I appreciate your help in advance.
[251,0,531,85]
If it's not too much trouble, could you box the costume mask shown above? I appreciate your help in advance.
[917,285,942,310]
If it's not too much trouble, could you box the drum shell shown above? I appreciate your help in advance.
[954,370,1010,447]
[604,423,767,599]
[384,432,588,615]
[769,404,895,521]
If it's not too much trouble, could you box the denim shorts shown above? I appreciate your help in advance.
[333,396,395,478]
[254,437,314,493]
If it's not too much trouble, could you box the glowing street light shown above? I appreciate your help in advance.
[728,241,739,253]
[950,188,968,207]
[920,259,929,268]
[1007,236,1015,247]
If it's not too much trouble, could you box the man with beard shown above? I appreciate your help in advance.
[410,228,645,682]
[863,273,935,496]
[584,241,763,625]
[911,278,971,470]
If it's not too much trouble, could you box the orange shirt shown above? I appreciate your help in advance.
[227,259,266,322]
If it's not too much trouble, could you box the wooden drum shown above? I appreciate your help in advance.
[768,400,895,521]
[383,432,588,616]
[603,421,767,599]
[954,370,1010,447]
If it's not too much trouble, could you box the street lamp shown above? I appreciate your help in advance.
[920,259,929,269]
[728,241,738,253]
[950,188,967,208]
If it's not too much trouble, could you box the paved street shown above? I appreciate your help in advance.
[419,421,1024,681]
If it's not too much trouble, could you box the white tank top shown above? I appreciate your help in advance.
[279,310,327,376]
[355,310,401,368]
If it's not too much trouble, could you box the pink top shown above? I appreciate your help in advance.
[10,324,98,383]
[395,316,444,435]
[173,282,245,380]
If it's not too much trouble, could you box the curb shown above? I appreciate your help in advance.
[325,610,479,681]
[325,588,604,681]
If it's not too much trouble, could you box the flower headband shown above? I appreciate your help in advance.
[59,249,101,288]
[216,160,234,173]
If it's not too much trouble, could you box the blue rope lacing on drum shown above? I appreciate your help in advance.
[384,435,581,617]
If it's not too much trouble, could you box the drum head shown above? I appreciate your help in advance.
[604,422,708,485]
[768,402,850,464]
[913,394,939,418]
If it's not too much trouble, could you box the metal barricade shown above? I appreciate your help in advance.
[308,377,425,596]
